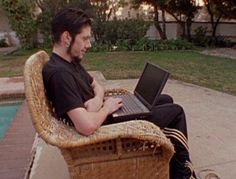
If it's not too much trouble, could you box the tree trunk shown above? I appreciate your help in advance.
[161,9,167,40]
[186,17,192,41]
[180,21,186,39]
[212,14,222,38]
[154,4,166,40]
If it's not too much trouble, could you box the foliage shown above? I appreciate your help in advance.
[90,38,194,52]
[35,0,79,48]
[89,18,150,51]
[207,36,233,47]
[202,0,236,41]
[103,18,150,44]
[192,26,209,47]
[165,0,199,40]
[0,39,8,47]
[35,0,127,46]
[203,0,223,38]
[132,0,168,40]
[192,26,233,47]
[1,0,38,49]
[212,0,236,19]
[131,0,199,40]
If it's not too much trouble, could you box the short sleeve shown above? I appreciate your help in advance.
[86,70,93,84]
[49,71,85,117]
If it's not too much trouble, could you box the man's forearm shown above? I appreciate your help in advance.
[68,106,109,136]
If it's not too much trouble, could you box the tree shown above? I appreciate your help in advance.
[90,0,127,41]
[1,0,38,48]
[203,0,236,40]
[132,0,168,40]
[212,0,236,19]
[203,0,223,38]
[132,0,198,40]
[36,0,126,43]
[164,0,199,40]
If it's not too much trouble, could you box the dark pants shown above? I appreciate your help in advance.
[148,94,196,179]
[105,94,196,178]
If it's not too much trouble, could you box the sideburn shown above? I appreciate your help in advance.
[66,37,75,55]
[66,37,81,62]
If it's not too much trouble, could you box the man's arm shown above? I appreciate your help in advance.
[84,79,104,112]
[68,97,122,136]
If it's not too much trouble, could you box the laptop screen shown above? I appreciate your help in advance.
[134,63,169,107]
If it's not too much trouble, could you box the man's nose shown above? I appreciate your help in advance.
[86,40,92,49]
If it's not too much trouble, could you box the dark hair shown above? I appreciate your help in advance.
[51,8,92,44]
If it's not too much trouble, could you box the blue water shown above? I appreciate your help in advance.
[0,103,21,142]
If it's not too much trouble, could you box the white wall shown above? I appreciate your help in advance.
[146,22,236,42]
[146,23,178,40]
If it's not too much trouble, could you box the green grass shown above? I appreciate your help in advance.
[0,49,235,95]
[82,51,236,95]
[0,49,40,77]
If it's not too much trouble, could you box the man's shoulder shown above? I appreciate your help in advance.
[42,57,73,83]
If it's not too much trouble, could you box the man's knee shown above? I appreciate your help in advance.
[172,104,184,115]
[156,94,174,105]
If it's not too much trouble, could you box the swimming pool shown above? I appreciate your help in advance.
[0,102,22,142]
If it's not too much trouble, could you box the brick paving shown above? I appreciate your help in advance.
[0,101,36,179]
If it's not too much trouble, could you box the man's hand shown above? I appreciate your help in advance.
[103,97,123,115]
[84,96,103,112]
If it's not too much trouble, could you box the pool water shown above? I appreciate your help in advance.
[0,103,21,142]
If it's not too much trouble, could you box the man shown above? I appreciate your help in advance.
[43,8,196,179]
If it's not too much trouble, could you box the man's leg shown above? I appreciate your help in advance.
[155,94,174,105]
[148,103,196,179]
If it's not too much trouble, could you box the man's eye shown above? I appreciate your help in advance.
[83,37,90,41]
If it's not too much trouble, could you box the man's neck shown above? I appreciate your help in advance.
[52,45,72,63]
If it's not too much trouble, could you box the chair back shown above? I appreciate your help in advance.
[24,51,62,145]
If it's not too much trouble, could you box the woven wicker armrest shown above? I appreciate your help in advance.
[43,118,174,151]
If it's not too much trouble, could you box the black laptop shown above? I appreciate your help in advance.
[112,62,170,121]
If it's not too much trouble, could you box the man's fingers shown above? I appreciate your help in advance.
[115,97,123,103]
[84,101,88,107]
[118,103,123,108]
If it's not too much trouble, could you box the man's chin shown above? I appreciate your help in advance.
[72,56,82,62]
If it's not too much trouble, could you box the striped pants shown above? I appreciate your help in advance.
[149,94,196,179]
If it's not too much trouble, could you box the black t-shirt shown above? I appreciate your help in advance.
[42,53,94,124]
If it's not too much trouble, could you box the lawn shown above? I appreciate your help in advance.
[0,49,40,77]
[0,49,235,96]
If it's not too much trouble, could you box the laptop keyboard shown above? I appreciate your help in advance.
[115,94,149,115]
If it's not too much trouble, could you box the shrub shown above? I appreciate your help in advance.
[207,36,233,47]
[192,26,233,47]
[192,26,208,47]
[1,0,38,49]
[90,38,194,52]
[0,39,8,47]
[90,41,113,52]
[97,18,150,44]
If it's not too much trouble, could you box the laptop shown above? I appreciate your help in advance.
[112,62,170,121]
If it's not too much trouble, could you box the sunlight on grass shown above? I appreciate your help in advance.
[83,51,236,95]
[0,49,235,95]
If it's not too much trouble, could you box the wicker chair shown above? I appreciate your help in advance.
[24,50,174,179]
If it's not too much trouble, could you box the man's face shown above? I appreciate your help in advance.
[69,25,92,60]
